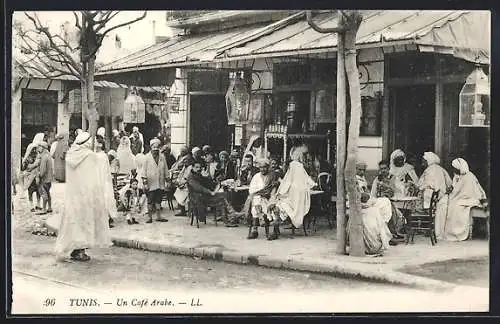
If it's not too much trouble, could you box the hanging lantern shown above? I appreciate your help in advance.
[459,65,490,127]
[123,88,145,123]
[225,72,250,125]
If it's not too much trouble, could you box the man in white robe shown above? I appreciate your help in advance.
[95,134,118,228]
[247,158,280,240]
[417,151,453,240]
[54,132,112,262]
[268,147,316,240]
[444,158,487,241]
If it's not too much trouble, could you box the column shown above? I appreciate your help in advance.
[57,89,70,136]
[169,68,189,158]
[11,87,22,178]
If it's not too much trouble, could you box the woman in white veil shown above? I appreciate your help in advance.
[117,136,136,175]
[21,133,45,210]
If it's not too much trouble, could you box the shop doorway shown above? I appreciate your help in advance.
[390,85,435,175]
[125,110,162,152]
[189,94,229,153]
[21,89,58,157]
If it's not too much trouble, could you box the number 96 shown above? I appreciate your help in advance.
[43,298,56,307]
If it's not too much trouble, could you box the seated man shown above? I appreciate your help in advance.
[370,160,405,239]
[120,178,148,225]
[355,161,398,246]
[187,159,243,227]
[247,158,281,239]
[239,154,259,186]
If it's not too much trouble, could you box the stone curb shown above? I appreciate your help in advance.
[110,235,457,292]
[44,217,458,291]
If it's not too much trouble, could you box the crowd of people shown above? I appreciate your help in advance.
[353,149,488,255]
[14,124,488,260]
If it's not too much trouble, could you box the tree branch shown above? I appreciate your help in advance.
[100,11,147,38]
[73,11,82,30]
[306,10,346,34]
[24,12,83,75]
[94,11,120,32]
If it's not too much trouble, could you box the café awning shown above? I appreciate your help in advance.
[96,10,490,75]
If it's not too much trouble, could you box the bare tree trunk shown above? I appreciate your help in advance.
[86,56,98,149]
[344,12,364,257]
[81,62,88,131]
[336,32,347,255]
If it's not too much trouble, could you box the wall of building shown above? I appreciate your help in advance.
[169,68,189,158]
[250,50,385,171]
[357,47,384,170]
[12,78,63,175]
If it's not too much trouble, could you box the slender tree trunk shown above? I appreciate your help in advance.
[336,31,347,254]
[86,56,98,149]
[81,62,88,131]
[343,12,364,257]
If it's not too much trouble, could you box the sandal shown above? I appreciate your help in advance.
[30,208,36,212]
[47,209,53,213]
[155,218,168,222]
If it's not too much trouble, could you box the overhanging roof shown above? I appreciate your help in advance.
[97,10,490,75]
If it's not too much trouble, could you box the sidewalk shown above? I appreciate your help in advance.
[30,183,488,291]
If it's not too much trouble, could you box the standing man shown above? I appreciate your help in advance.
[54,132,112,262]
[36,141,54,215]
[130,126,144,154]
[130,131,143,156]
[142,138,169,223]
[110,129,121,151]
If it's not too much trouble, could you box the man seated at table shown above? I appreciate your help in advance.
[215,151,237,182]
[267,146,317,240]
[239,154,259,186]
[355,162,398,247]
[187,159,243,227]
[247,158,281,239]
[370,160,405,239]
[270,156,284,179]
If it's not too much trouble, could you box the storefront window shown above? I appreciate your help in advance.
[21,89,58,126]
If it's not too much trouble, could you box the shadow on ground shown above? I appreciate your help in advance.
[397,256,489,288]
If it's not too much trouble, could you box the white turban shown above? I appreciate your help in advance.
[452,158,470,175]
[38,141,49,149]
[75,131,91,145]
[150,138,161,150]
[112,129,119,137]
[192,147,201,155]
[108,150,117,158]
[97,127,106,137]
[256,158,270,167]
[133,126,139,132]
[423,152,441,166]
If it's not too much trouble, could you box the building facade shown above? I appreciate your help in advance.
[96,10,490,189]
